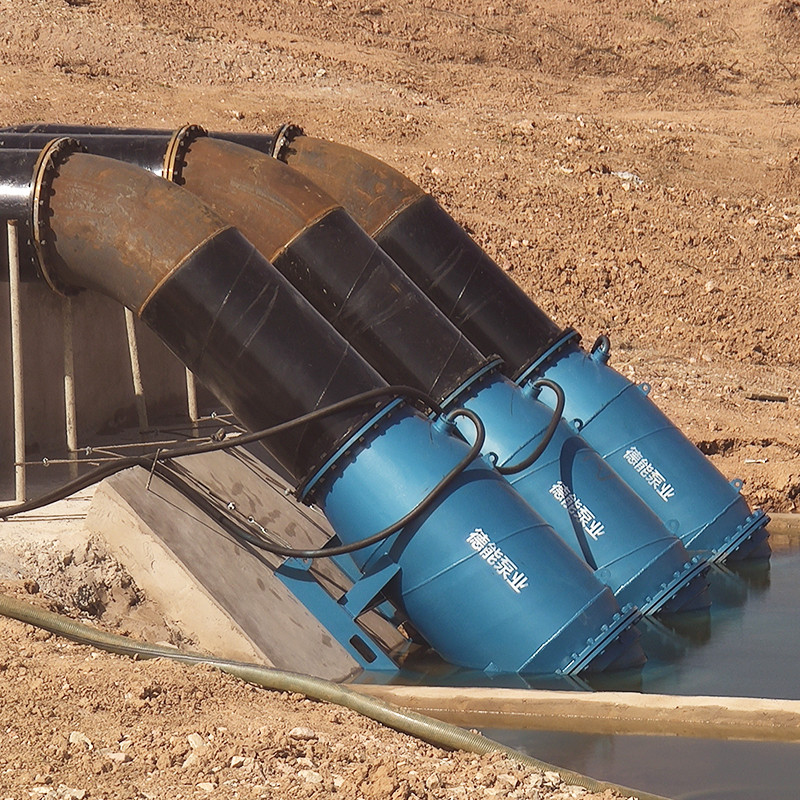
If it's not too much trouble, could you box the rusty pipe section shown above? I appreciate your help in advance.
[179,135,341,264]
[32,140,227,304]
[275,128,426,239]
[16,141,391,486]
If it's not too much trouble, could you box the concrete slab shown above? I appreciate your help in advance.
[352,685,800,742]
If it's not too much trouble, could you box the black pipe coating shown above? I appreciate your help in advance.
[139,227,392,484]
[375,193,564,377]
[175,136,491,402]
[0,126,275,162]
[272,207,486,400]
[0,132,170,176]
[275,134,567,377]
[0,148,40,220]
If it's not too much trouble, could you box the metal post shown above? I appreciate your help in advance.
[185,367,199,432]
[62,296,78,479]
[7,220,26,503]
[124,307,149,431]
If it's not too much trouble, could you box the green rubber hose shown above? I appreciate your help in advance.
[0,592,670,800]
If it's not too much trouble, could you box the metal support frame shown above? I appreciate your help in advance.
[62,296,78,479]
[124,307,149,431]
[7,220,25,502]
[185,367,199,432]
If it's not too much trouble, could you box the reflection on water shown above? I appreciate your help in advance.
[629,549,799,700]
[481,729,800,800]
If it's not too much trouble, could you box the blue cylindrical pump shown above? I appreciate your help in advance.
[444,363,709,612]
[304,401,642,674]
[516,332,768,561]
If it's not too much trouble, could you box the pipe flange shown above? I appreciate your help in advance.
[439,356,504,411]
[513,327,582,385]
[270,123,305,161]
[163,124,207,184]
[296,397,402,504]
[31,137,87,297]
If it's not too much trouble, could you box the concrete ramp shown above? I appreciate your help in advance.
[86,446,407,682]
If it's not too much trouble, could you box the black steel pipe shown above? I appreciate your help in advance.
[13,143,392,486]
[0,125,275,168]
[277,133,566,376]
[0,126,567,374]
[176,136,489,401]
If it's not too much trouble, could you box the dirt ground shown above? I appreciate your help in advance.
[2,0,800,797]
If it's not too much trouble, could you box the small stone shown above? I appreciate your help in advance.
[188,733,205,749]
[68,732,93,750]
[298,770,323,784]
[182,753,199,769]
[230,756,246,768]
[106,752,132,763]
[288,727,318,741]
[315,68,327,77]
[197,782,215,792]
[496,773,519,789]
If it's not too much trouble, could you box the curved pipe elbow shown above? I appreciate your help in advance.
[179,137,341,264]
[278,135,425,237]
[39,150,229,311]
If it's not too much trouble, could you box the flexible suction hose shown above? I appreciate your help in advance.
[0,593,669,800]
[495,380,565,476]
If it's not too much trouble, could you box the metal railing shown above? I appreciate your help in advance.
[3,217,205,504]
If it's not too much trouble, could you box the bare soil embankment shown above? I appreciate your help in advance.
[2,0,800,797]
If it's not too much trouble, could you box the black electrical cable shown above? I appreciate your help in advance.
[150,406,486,559]
[495,379,566,476]
[0,386,445,520]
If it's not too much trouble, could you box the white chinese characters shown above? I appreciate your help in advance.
[623,446,676,502]
[465,528,529,593]
[548,481,605,540]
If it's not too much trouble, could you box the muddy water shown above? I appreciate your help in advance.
[590,546,800,700]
